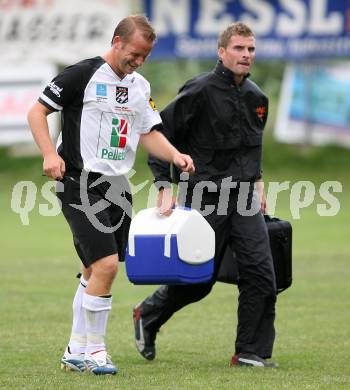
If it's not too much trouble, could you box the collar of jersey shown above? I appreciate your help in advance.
[102,58,132,83]
[214,60,249,86]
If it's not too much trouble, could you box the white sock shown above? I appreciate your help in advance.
[82,293,112,355]
[68,275,88,355]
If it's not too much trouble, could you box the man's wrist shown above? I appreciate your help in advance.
[43,149,58,159]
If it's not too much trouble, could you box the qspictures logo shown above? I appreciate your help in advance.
[100,117,128,161]
[10,175,343,229]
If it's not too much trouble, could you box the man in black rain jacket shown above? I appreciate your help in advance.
[133,22,278,368]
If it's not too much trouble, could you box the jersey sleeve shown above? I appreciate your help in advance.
[140,81,162,134]
[38,63,83,111]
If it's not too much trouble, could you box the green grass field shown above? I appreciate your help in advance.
[1,143,350,389]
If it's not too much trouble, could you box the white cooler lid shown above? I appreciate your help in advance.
[128,208,215,264]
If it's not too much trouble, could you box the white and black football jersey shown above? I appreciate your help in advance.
[39,56,161,176]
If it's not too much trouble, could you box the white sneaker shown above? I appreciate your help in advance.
[84,350,118,375]
[61,346,86,372]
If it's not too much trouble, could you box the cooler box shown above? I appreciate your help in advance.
[125,207,215,284]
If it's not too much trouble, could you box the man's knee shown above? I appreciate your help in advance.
[92,254,119,280]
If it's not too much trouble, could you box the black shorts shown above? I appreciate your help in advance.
[56,173,132,267]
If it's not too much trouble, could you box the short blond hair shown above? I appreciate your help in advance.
[111,14,156,45]
[218,22,254,48]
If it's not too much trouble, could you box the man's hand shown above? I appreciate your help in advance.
[43,152,66,180]
[255,179,267,214]
[157,188,176,216]
[173,153,195,174]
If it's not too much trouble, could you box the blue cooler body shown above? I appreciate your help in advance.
[125,208,215,284]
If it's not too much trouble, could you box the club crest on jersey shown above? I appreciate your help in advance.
[115,86,128,104]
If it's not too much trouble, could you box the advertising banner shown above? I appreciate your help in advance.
[144,0,350,59]
[275,63,350,147]
[0,64,57,146]
[0,0,130,64]
[0,0,131,146]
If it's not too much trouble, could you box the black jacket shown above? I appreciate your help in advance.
[149,61,268,188]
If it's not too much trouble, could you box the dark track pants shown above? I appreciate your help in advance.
[139,186,277,358]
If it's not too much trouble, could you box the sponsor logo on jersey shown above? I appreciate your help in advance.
[149,96,157,111]
[114,106,132,113]
[115,86,128,104]
[110,117,127,148]
[96,83,107,97]
[101,148,126,161]
[100,117,128,161]
[48,82,63,98]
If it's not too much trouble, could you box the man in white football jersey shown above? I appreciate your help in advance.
[27,15,194,375]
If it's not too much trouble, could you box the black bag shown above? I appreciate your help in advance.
[216,215,292,294]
